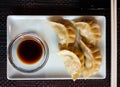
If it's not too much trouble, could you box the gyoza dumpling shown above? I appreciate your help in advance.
[49,22,68,49]
[67,43,85,76]
[79,40,102,79]
[73,17,101,45]
[49,16,77,44]
[57,50,84,81]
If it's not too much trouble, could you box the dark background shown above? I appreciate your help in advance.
[0,0,111,87]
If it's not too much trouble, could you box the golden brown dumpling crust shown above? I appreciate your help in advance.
[79,40,102,79]
[67,43,84,76]
[49,16,77,44]
[59,43,85,78]
[57,50,83,81]
[49,22,68,48]
[73,17,101,45]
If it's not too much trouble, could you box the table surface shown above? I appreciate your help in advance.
[0,0,113,87]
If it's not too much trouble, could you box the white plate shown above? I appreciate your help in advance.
[7,16,106,80]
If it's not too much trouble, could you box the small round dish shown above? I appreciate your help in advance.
[8,32,49,73]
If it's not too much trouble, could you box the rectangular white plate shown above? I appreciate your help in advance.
[7,16,106,80]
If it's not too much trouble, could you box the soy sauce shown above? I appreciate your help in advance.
[17,40,43,64]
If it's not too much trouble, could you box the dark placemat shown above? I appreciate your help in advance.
[0,0,111,87]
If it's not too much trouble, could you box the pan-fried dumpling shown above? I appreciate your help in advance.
[67,43,84,76]
[49,22,68,49]
[73,17,101,45]
[49,16,77,44]
[79,40,102,79]
[57,50,84,81]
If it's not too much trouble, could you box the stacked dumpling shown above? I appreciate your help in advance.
[73,17,102,79]
[48,16,102,80]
